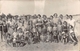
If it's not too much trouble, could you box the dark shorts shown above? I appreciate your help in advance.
[63,30,68,33]
[54,36,58,39]
[0,26,2,31]
[3,26,8,33]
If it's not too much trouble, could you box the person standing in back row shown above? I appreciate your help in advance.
[52,13,59,25]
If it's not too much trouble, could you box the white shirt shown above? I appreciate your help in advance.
[66,19,75,27]
[69,19,75,27]
[7,20,14,26]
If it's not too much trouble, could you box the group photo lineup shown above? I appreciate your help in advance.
[0,13,79,47]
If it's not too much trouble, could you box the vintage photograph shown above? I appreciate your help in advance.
[0,0,80,51]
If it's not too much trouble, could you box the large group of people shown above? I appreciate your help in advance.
[0,13,78,47]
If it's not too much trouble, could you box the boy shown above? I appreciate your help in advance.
[52,23,58,42]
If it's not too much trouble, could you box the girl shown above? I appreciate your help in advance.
[18,28,24,47]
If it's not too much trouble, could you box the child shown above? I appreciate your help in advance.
[24,30,29,44]
[36,15,43,35]
[62,21,69,44]
[46,31,52,42]
[12,29,18,47]
[40,32,47,43]
[52,23,58,42]
[32,26,38,43]
[46,21,52,42]
[47,18,52,33]
[57,20,62,42]
[27,31,33,44]
[18,28,24,47]
[53,31,58,43]
[6,33,13,46]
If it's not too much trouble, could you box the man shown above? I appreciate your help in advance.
[66,15,75,27]
[67,15,80,45]
[66,15,80,30]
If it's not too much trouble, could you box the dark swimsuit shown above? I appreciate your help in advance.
[3,25,8,33]
[63,25,68,33]
[0,23,3,31]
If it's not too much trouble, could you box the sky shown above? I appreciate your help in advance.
[0,0,80,16]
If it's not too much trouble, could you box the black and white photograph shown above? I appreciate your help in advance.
[0,0,80,51]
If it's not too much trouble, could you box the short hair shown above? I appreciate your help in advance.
[7,14,13,19]
[59,14,63,18]
[53,13,58,17]
[38,14,41,17]
[69,15,73,18]
[69,25,73,28]
[63,21,67,24]
[50,15,53,18]
[43,15,47,18]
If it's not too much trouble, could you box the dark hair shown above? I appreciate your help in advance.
[59,14,63,18]
[63,21,67,25]
[69,25,73,28]
[53,13,58,17]
[69,15,73,18]
[38,14,41,17]
[58,20,62,24]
